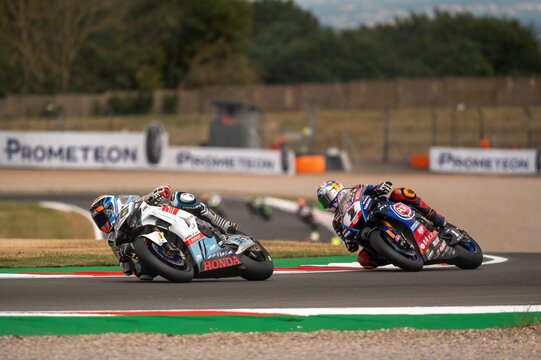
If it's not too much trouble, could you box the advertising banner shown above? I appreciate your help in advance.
[0,129,294,175]
[0,130,165,169]
[163,146,294,175]
[429,147,538,175]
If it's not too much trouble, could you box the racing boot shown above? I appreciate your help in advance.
[113,243,135,276]
[357,248,389,269]
[390,188,446,229]
[200,203,239,234]
[135,261,156,281]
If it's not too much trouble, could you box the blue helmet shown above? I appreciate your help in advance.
[90,195,117,233]
[316,180,344,212]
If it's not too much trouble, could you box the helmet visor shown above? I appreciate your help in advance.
[318,191,335,209]
[92,211,111,233]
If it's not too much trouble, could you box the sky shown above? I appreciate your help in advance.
[293,0,541,32]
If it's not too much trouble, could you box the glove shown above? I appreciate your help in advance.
[344,238,359,252]
[373,181,392,196]
[148,184,172,205]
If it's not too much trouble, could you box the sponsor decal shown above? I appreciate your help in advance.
[176,152,275,171]
[438,240,447,252]
[438,152,530,170]
[417,231,438,254]
[350,211,362,226]
[430,147,537,174]
[207,250,234,259]
[185,232,205,246]
[4,137,138,164]
[391,203,414,220]
[410,221,420,232]
[362,196,372,210]
[202,256,241,271]
[161,205,179,215]
[354,188,362,202]
[4,138,137,164]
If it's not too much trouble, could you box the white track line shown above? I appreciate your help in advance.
[0,255,508,279]
[0,305,539,317]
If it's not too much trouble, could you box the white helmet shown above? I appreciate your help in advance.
[316,180,344,212]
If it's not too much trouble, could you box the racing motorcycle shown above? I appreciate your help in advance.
[117,199,274,282]
[246,197,272,221]
[346,187,483,271]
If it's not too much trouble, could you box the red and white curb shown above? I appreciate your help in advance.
[0,255,507,279]
[0,305,538,317]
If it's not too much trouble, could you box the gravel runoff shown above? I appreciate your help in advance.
[1,326,540,360]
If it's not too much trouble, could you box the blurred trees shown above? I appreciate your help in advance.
[0,0,540,95]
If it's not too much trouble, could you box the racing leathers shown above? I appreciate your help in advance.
[332,182,446,269]
[108,185,239,278]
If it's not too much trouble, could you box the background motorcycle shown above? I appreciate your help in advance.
[346,187,483,271]
[246,197,272,221]
[118,200,274,282]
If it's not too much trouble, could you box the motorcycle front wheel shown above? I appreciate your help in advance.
[238,241,274,281]
[133,237,194,283]
[369,231,424,271]
[452,236,483,269]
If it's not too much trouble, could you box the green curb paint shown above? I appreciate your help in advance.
[0,256,358,273]
[1,312,539,336]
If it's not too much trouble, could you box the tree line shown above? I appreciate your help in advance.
[0,0,540,95]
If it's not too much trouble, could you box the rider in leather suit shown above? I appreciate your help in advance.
[317,180,446,269]
[90,185,239,280]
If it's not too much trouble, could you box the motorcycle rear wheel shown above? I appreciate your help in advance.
[133,237,194,283]
[369,231,423,271]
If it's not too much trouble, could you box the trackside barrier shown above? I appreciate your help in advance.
[410,154,429,170]
[0,130,295,175]
[295,155,326,174]
[429,147,539,175]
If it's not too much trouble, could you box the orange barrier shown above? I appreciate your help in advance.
[295,155,326,173]
[410,154,429,169]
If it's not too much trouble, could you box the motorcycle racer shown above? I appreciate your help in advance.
[90,185,239,280]
[316,180,447,269]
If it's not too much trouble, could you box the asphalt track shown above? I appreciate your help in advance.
[0,194,539,313]
[0,253,540,311]
[0,193,334,242]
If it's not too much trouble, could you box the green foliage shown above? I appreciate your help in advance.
[0,0,540,94]
[249,2,541,82]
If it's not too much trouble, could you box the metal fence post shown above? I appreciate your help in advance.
[477,107,485,140]
[383,108,390,162]
[524,107,533,148]
[431,108,437,146]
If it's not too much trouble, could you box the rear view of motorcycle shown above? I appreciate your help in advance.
[346,187,483,271]
[120,200,274,282]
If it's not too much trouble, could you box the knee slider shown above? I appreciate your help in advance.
[390,187,417,202]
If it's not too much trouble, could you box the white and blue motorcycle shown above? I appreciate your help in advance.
[116,199,274,283]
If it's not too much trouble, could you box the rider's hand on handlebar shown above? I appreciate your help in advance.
[374,181,392,196]
[148,184,172,205]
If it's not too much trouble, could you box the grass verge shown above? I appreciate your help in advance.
[0,202,94,239]
[0,239,350,268]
